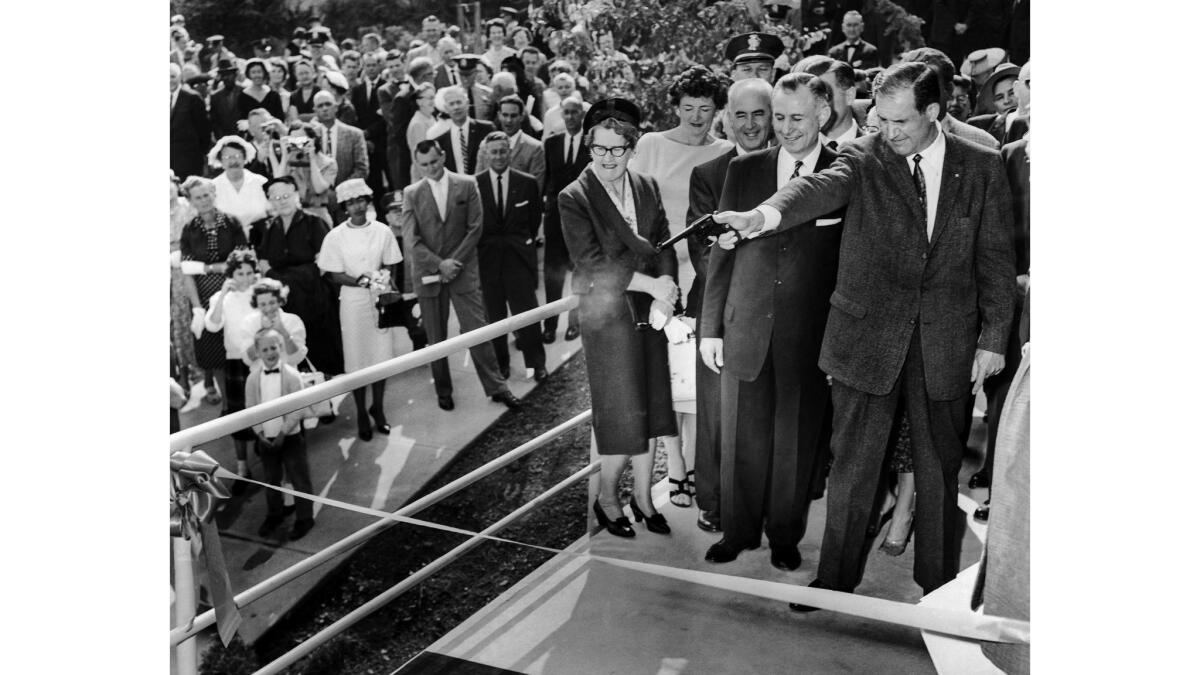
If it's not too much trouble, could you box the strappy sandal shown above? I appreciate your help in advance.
[669,475,694,508]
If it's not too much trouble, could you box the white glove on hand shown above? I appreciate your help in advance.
[663,316,693,344]
[191,307,206,339]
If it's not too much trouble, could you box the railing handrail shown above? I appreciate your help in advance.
[169,296,579,452]
[170,409,593,645]
[252,461,602,675]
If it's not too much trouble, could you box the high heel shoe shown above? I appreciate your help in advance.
[629,497,671,535]
[879,508,914,556]
[593,500,634,538]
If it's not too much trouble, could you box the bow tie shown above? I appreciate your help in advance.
[263,367,280,374]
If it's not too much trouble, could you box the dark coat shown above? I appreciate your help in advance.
[762,132,1016,400]
[170,86,211,180]
[1001,138,1029,276]
[541,132,590,241]
[684,146,737,320]
[475,168,542,281]
[828,40,880,69]
[701,145,844,384]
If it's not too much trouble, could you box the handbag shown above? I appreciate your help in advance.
[297,358,334,430]
[376,291,407,329]
[666,317,697,405]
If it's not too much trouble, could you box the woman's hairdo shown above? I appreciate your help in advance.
[584,117,639,148]
[180,175,214,197]
[249,279,288,307]
[224,248,260,277]
[668,65,729,108]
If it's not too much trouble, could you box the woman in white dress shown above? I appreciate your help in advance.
[210,136,269,239]
[317,179,403,442]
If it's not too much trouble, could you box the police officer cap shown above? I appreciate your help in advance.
[724,32,784,64]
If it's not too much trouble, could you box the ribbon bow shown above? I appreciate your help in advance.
[170,450,242,646]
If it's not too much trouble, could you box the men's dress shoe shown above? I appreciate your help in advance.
[258,514,284,537]
[705,539,753,563]
[492,391,522,409]
[974,500,990,523]
[438,395,455,411]
[564,326,580,341]
[789,578,834,613]
[533,367,548,382]
[289,518,314,541]
[318,414,338,425]
[357,424,372,442]
[968,471,991,490]
[697,509,721,533]
[542,327,557,344]
[770,545,802,571]
[499,366,510,379]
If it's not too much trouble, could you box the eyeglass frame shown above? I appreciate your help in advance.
[589,143,631,158]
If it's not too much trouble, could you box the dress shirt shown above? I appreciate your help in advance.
[507,131,523,149]
[488,167,510,209]
[449,119,470,173]
[822,120,858,150]
[753,143,822,239]
[426,170,450,220]
[563,130,583,164]
[319,120,338,160]
[259,366,284,437]
[171,86,180,111]
[757,125,945,240]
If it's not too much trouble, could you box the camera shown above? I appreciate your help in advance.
[286,136,313,150]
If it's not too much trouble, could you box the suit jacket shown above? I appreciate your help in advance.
[542,132,589,213]
[558,168,677,317]
[828,40,880,69]
[1001,138,1029,276]
[322,120,369,185]
[701,146,844,384]
[209,85,242,139]
[762,132,1016,400]
[400,172,484,298]
[170,86,211,178]
[349,77,384,144]
[475,168,542,279]
[685,146,738,320]
[943,115,1000,150]
[474,131,546,192]
[244,362,306,437]
[434,119,495,175]
[967,111,1010,145]
[433,63,467,90]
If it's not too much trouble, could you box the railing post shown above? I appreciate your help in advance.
[588,430,599,533]
[171,473,198,675]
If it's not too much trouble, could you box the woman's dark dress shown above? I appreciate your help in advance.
[179,211,249,370]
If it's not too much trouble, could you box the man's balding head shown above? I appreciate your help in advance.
[727,78,773,151]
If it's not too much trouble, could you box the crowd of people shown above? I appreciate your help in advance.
[169,6,1029,668]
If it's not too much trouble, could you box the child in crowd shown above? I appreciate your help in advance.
[244,328,315,540]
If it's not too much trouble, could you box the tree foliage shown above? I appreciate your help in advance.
[171,0,296,55]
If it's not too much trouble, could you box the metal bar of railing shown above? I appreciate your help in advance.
[170,410,593,646]
[253,460,601,675]
[169,296,579,452]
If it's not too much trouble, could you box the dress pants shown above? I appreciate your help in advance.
[541,227,578,334]
[719,350,828,550]
[693,340,721,514]
[818,327,968,595]
[481,264,546,373]
[258,433,314,521]
[418,286,509,398]
[981,292,1027,480]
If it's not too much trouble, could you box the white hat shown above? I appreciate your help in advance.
[207,135,257,169]
[323,70,349,91]
[335,178,373,204]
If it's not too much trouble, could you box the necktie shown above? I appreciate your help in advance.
[495,173,504,215]
[264,367,280,374]
[790,159,803,180]
[828,140,839,150]
[450,65,460,86]
[912,153,927,216]
[847,45,856,63]
[567,135,575,165]
[459,125,470,173]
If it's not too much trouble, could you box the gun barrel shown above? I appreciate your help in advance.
[656,214,717,252]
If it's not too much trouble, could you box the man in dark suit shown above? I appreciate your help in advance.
[828,11,880,69]
[433,85,495,177]
[685,77,773,533]
[700,73,844,570]
[433,37,465,90]
[474,95,546,191]
[400,140,521,412]
[350,52,388,192]
[540,96,588,344]
[796,56,862,150]
[170,63,210,180]
[716,62,1015,600]
[475,131,547,382]
[208,59,242,141]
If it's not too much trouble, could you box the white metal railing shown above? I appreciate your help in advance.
[171,296,587,669]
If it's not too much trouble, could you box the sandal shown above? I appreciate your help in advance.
[879,508,914,557]
[669,476,693,508]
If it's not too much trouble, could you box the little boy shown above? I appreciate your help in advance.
[244,328,315,540]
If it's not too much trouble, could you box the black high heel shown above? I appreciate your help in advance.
[629,497,671,535]
[593,500,635,538]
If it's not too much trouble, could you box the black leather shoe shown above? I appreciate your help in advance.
[499,365,510,379]
[974,500,990,523]
[968,471,990,490]
[629,497,670,535]
[697,509,721,532]
[789,578,834,612]
[257,514,284,537]
[357,420,372,441]
[289,518,314,540]
[492,391,522,409]
[542,327,556,344]
[437,395,455,411]
[705,539,752,563]
[564,326,580,341]
[318,414,338,425]
[593,500,634,538]
[370,409,390,434]
[533,367,548,382]
[770,545,802,571]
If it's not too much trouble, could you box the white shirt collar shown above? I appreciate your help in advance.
[904,123,945,165]
[779,142,822,173]
[507,130,523,148]
[488,167,510,182]
[426,170,450,188]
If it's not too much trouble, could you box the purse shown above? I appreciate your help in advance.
[297,358,334,429]
[376,291,407,329]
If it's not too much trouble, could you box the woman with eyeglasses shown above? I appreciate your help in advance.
[627,66,734,510]
[559,99,680,538]
[251,176,342,377]
[210,136,269,239]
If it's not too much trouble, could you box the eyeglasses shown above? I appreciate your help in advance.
[268,193,296,202]
[589,144,630,158]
